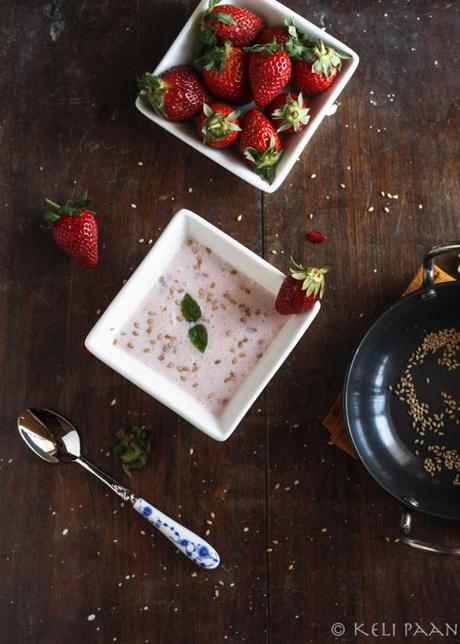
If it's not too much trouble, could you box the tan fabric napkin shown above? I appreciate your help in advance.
[322,265,456,458]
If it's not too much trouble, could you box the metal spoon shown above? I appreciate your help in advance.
[17,408,220,569]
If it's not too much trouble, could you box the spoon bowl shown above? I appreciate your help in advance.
[18,408,80,463]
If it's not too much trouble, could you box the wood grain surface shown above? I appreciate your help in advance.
[1,1,459,643]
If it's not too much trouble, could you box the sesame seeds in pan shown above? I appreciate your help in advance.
[390,328,460,484]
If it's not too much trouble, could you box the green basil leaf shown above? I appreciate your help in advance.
[181,293,202,323]
[188,324,208,353]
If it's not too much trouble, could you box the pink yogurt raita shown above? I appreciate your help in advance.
[116,239,286,415]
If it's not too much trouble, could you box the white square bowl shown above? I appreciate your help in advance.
[136,0,359,193]
[85,209,320,441]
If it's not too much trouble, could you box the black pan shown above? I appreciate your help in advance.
[345,243,460,555]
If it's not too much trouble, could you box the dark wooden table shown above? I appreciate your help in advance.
[2,1,460,642]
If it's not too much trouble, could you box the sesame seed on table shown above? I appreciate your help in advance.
[1,1,460,643]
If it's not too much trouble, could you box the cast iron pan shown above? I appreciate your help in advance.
[345,243,460,555]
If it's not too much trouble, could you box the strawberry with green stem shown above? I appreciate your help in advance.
[268,91,310,134]
[293,40,350,95]
[245,42,292,108]
[239,109,282,184]
[43,192,98,269]
[138,65,210,121]
[195,40,250,104]
[275,258,329,315]
[200,0,263,47]
[197,102,241,148]
[258,17,313,57]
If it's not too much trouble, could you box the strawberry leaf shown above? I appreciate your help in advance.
[195,40,232,73]
[210,11,235,25]
[244,137,282,184]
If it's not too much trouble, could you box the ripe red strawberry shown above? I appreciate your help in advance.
[201,0,263,47]
[293,40,350,96]
[239,109,282,184]
[138,65,210,121]
[197,103,241,148]
[195,40,250,104]
[268,92,310,134]
[258,25,290,46]
[43,192,98,269]
[275,258,329,315]
[245,43,292,108]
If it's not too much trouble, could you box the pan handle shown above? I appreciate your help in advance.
[422,241,460,289]
[400,510,460,556]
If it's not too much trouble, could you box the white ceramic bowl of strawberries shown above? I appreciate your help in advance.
[136,0,359,193]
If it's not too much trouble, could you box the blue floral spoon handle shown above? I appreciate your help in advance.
[133,498,220,569]
[76,457,220,569]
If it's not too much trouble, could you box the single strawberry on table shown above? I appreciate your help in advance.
[275,258,329,315]
[43,192,98,269]
[195,40,250,104]
[293,40,350,96]
[245,42,292,108]
[268,91,310,134]
[201,0,264,47]
[239,109,282,184]
[197,102,241,148]
[138,65,210,121]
